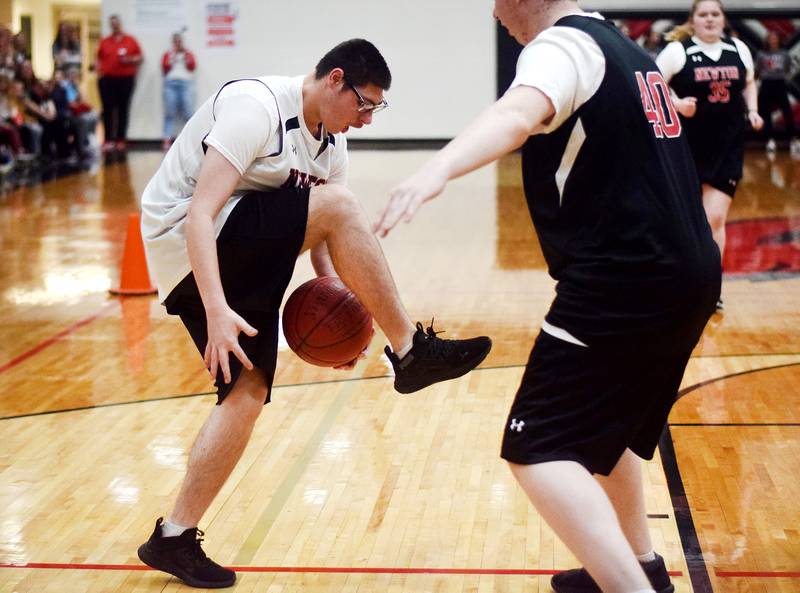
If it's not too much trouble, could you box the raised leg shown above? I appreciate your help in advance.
[302,184,416,353]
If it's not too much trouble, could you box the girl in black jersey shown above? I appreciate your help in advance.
[657,0,763,309]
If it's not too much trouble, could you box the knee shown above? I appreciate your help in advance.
[311,184,363,225]
[220,372,269,420]
[221,389,265,424]
[705,208,726,232]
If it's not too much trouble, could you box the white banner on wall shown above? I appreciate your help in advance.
[135,0,188,32]
[205,1,239,49]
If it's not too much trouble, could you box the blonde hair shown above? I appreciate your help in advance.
[665,0,724,42]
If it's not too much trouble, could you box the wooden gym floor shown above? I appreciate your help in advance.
[0,148,798,593]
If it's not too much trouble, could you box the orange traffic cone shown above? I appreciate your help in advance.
[110,213,158,296]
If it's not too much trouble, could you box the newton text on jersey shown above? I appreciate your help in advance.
[693,66,740,82]
[281,168,328,189]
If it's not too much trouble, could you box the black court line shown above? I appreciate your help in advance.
[692,351,800,358]
[0,391,216,421]
[0,363,521,421]
[677,361,800,399]
[5,359,799,422]
[661,360,800,592]
[658,427,714,593]
[670,423,800,427]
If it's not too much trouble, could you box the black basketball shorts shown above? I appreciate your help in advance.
[701,146,743,198]
[500,325,705,476]
[164,188,310,404]
[689,130,744,198]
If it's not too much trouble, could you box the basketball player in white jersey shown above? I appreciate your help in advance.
[137,39,491,588]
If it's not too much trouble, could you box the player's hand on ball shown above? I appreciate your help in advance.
[374,164,448,237]
[334,328,375,370]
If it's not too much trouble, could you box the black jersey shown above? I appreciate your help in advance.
[520,16,719,346]
[668,37,748,184]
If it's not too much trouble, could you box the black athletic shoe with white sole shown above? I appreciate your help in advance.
[385,321,492,394]
[137,518,236,589]
[551,552,674,593]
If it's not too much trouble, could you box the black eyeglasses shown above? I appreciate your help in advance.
[345,80,388,114]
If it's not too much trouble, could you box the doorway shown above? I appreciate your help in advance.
[52,3,101,109]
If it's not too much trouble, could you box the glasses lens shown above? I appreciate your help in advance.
[369,100,388,114]
[348,80,387,113]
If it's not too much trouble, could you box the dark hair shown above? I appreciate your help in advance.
[54,22,80,51]
[315,38,391,90]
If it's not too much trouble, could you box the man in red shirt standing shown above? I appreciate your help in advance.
[96,14,142,152]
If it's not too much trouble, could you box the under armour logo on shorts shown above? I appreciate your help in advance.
[509,419,525,432]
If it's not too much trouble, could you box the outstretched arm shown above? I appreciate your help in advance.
[374,85,555,237]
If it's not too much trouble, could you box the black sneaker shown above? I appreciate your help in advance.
[385,320,492,394]
[137,517,236,589]
[551,552,674,593]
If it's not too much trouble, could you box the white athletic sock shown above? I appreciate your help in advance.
[396,341,413,359]
[161,519,191,538]
[629,589,655,593]
[637,550,657,563]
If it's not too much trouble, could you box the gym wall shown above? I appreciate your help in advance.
[101,0,495,141]
[101,0,799,142]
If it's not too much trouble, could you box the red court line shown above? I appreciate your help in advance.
[716,570,800,578]
[0,303,114,375]
[0,563,684,576]
[7,563,799,578]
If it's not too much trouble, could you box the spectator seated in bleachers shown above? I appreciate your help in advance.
[52,67,97,159]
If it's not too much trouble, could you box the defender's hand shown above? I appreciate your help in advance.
[374,165,448,237]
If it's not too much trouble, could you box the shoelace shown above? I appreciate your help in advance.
[185,528,213,567]
[419,319,455,359]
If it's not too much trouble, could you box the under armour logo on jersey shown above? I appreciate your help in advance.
[291,144,297,155]
[692,55,703,63]
[509,419,525,432]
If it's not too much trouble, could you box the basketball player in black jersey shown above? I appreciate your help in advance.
[657,0,763,309]
[376,1,719,592]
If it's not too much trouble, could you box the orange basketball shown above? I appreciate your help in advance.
[282,276,373,367]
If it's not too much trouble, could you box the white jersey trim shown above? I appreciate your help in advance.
[555,118,587,205]
[657,37,755,83]
[542,320,589,347]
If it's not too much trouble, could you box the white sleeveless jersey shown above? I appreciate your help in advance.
[141,75,348,301]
